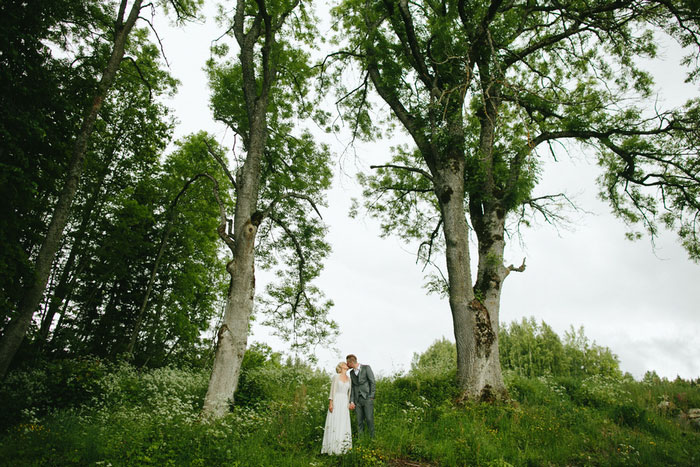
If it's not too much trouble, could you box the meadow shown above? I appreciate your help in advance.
[1,337,699,466]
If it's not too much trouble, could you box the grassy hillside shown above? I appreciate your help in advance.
[1,347,699,466]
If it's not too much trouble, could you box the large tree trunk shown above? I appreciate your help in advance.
[201,0,284,417]
[454,63,509,401]
[202,117,266,418]
[467,205,509,401]
[0,0,143,379]
[434,157,507,401]
[201,224,257,417]
[434,163,474,390]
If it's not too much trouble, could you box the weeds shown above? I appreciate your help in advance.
[1,351,699,466]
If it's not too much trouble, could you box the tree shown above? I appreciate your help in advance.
[329,0,699,400]
[410,337,457,376]
[201,0,335,417]
[39,131,229,367]
[0,0,86,337]
[0,0,201,379]
[38,26,179,353]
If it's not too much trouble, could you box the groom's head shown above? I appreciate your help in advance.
[346,354,358,369]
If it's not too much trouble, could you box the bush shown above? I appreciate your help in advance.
[0,356,109,429]
[611,403,647,427]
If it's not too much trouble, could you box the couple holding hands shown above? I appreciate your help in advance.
[321,354,375,455]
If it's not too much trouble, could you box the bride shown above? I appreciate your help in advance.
[321,362,352,454]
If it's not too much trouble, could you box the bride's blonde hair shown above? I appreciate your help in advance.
[335,362,345,373]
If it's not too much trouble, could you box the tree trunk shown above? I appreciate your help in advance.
[0,0,143,379]
[433,157,506,401]
[38,146,115,345]
[433,161,472,380]
[467,205,509,401]
[127,173,214,357]
[126,221,174,357]
[202,119,265,418]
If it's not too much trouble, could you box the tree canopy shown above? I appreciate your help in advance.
[327,0,700,399]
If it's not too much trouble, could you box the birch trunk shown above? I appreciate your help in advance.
[0,0,143,379]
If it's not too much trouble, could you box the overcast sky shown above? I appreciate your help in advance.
[154,3,699,380]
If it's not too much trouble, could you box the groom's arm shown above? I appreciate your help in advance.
[350,379,357,404]
[366,365,376,399]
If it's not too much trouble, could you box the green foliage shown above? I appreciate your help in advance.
[410,337,456,376]
[410,318,622,381]
[29,131,230,368]
[207,0,337,353]
[0,356,109,430]
[330,0,700,285]
[3,356,700,466]
[0,0,211,370]
[0,0,95,320]
[499,317,622,378]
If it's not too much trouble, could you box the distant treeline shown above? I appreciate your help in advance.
[412,317,621,379]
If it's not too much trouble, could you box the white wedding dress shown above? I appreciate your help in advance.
[321,374,352,454]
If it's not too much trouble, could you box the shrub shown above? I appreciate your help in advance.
[0,356,109,429]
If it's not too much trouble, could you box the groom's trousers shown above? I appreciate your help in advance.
[355,397,375,438]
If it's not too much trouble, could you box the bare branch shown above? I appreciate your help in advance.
[417,218,443,270]
[196,173,235,251]
[204,140,237,191]
[261,192,323,221]
[137,15,171,68]
[268,213,306,314]
[122,56,153,101]
[504,257,526,278]
[370,163,434,182]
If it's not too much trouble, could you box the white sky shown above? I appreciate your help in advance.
[153,3,699,380]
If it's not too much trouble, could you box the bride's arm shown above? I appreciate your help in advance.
[328,374,337,412]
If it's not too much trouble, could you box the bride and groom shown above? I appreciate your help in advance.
[321,354,375,455]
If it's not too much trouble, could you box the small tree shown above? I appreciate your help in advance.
[411,337,457,375]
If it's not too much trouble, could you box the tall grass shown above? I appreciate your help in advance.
[1,353,699,466]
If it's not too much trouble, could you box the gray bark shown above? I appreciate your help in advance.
[456,60,510,400]
[202,136,264,417]
[434,163,474,392]
[201,0,274,416]
[0,0,143,379]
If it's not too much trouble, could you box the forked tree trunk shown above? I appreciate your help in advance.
[201,0,287,417]
[0,0,143,379]
[458,67,510,401]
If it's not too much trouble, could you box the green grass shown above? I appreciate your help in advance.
[1,361,699,466]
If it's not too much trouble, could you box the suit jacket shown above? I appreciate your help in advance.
[349,364,376,404]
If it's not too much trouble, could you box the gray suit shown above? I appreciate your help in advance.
[349,364,375,437]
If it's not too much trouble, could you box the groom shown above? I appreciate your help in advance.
[346,354,375,438]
